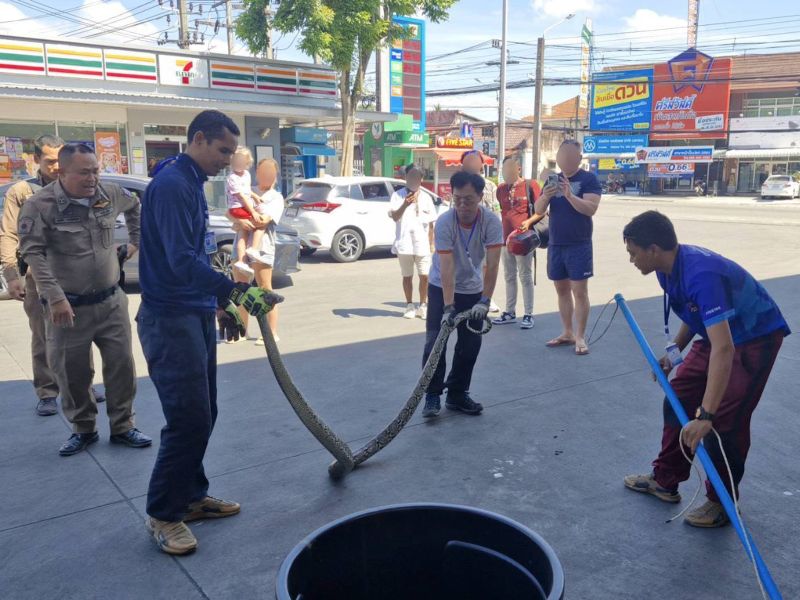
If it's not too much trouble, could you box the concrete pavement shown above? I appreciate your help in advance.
[1,198,798,599]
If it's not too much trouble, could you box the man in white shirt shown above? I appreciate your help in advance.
[389,164,437,319]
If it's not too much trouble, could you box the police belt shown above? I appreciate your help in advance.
[63,286,118,307]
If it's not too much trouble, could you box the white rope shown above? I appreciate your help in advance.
[669,424,767,600]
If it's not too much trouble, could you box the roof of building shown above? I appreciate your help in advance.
[600,50,800,93]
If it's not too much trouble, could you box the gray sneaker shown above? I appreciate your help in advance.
[520,315,535,329]
[422,394,441,418]
[36,397,58,416]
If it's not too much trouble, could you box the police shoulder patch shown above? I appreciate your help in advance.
[18,217,34,235]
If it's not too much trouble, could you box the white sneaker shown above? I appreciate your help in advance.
[245,248,264,262]
[403,303,416,319]
[489,301,501,314]
[233,261,254,277]
[255,334,279,346]
[416,303,428,320]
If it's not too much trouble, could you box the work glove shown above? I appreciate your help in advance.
[217,304,246,342]
[441,304,457,327]
[228,282,284,318]
[468,300,490,322]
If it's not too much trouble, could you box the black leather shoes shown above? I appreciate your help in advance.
[59,432,99,456]
[110,428,152,448]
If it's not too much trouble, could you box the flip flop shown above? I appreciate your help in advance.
[575,342,590,356]
[546,336,575,347]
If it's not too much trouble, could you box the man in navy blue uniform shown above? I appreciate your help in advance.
[137,110,282,555]
[622,211,790,527]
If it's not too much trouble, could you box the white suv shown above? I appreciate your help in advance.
[281,176,446,262]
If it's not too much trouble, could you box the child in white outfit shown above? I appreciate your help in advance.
[226,147,267,277]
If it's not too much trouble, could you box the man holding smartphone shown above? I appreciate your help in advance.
[389,164,437,320]
[534,139,601,355]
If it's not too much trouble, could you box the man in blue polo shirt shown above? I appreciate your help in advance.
[534,139,602,356]
[138,110,282,555]
[621,211,789,528]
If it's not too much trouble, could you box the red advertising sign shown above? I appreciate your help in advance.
[651,49,731,140]
[94,131,122,174]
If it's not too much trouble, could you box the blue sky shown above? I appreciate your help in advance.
[1,0,797,121]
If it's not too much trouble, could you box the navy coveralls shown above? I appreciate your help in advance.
[137,154,236,522]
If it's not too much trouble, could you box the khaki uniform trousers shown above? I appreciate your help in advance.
[46,291,136,434]
[22,273,59,400]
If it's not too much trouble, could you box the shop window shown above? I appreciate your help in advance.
[0,120,57,181]
[58,123,96,146]
[744,109,758,118]
[144,124,187,137]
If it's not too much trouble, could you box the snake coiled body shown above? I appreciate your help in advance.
[257,311,490,480]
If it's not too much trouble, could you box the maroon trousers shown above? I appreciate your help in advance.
[652,331,783,502]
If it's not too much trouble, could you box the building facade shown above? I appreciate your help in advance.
[0,34,392,200]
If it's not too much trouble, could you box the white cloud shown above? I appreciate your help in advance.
[83,0,161,44]
[533,0,596,19]
[621,9,687,44]
[0,2,59,37]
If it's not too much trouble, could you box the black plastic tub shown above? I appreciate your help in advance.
[276,503,565,600]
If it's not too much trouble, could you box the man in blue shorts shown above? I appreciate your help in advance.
[534,139,601,355]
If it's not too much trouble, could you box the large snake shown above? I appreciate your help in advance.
[256,309,491,480]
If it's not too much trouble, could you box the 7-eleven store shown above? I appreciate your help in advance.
[0,34,393,204]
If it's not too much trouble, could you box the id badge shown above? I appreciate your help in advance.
[204,230,218,254]
[665,342,683,367]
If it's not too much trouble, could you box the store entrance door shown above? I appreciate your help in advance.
[145,140,182,176]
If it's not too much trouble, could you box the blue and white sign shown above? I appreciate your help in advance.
[590,68,653,131]
[583,134,649,154]
[635,146,714,163]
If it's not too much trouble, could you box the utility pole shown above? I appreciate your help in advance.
[264,2,274,59]
[178,0,190,49]
[226,0,234,55]
[531,36,545,179]
[497,0,508,178]
[688,0,699,47]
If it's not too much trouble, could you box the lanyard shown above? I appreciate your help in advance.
[663,292,671,340]
[456,212,479,259]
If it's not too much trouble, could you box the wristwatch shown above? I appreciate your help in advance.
[479,295,491,305]
[695,406,715,422]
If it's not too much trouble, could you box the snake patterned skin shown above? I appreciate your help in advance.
[257,310,491,480]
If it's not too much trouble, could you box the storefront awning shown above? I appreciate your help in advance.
[418,148,495,166]
[283,143,336,156]
[724,148,800,159]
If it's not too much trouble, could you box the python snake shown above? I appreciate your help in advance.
[256,310,491,480]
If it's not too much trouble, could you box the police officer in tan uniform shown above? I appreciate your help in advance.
[19,143,152,456]
[0,135,105,416]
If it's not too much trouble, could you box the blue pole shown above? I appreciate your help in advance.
[614,293,782,600]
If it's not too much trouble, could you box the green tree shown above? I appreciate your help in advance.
[236,0,457,175]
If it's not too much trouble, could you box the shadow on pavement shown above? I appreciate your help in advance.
[1,275,798,600]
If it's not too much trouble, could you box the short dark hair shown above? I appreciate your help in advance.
[34,134,65,157]
[450,170,485,195]
[404,163,422,176]
[187,110,240,145]
[560,139,581,150]
[58,143,95,169]
[460,149,484,164]
[502,155,520,165]
[623,211,678,251]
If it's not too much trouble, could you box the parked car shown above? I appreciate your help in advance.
[281,176,447,262]
[760,175,800,199]
[0,174,301,295]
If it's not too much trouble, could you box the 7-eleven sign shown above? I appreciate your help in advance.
[158,54,208,88]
